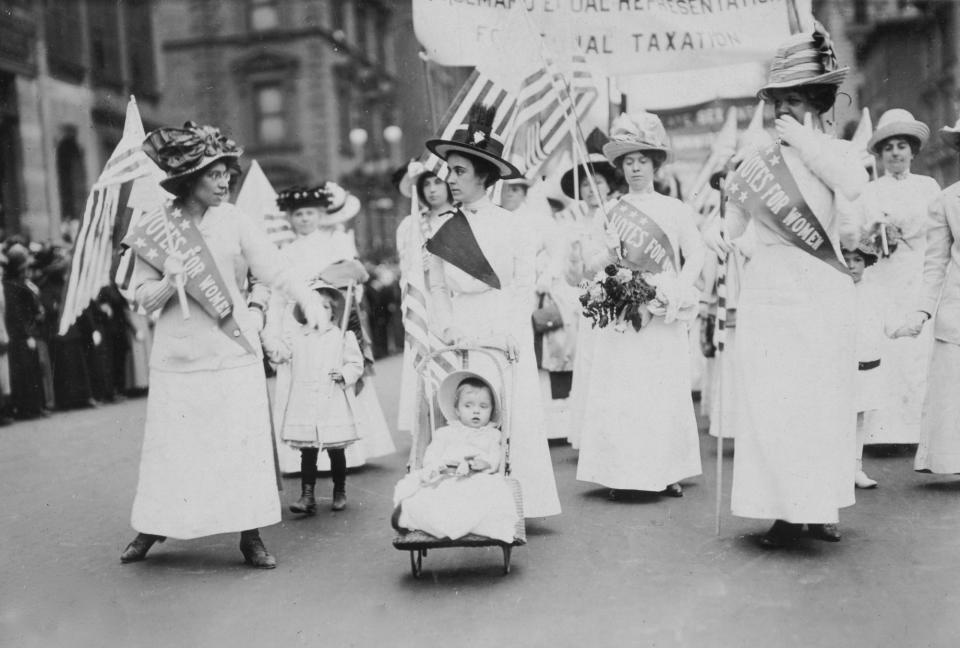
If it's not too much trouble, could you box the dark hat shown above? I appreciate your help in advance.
[142,121,243,192]
[425,104,521,180]
[560,153,620,199]
[276,182,360,225]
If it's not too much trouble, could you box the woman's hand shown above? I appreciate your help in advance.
[260,334,291,364]
[702,220,732,256]
[775,113,817,155]
[468,458,491,472]
[442,327,467,346]
[898,311,931,338]
[162,250,187,286]
[329,369,345,385]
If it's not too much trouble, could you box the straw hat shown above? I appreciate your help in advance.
[276,182,360,226]
[437,370,502,427]
[560,153,620,199]
[142,121,242,192]
[867,109,930,154]
[758,22,848,98]
[602,111,669,163]
[426,104,522,180]
[939,114,960,152]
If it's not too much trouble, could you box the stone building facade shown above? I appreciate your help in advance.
[0,0,164,242]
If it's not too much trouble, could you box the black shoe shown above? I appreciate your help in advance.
[806,523,842,542]
[239,531,277,569]
[660,483,683,498]
[332,488,347,511]
[120,533,165,563]
[759,520,802,549]
[289,483,316,515]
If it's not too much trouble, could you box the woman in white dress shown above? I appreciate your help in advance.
[264,185,396,481]
[396,166,454,434]
[120,122,325,568]
[575,111,704,497]
[857,110,941,448]
[424,105,561,518]
[559,154,620,449]
[704,25,867,547]
[902,115,960,475]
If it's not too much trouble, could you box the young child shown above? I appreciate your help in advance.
[392,372,519,543]
[846,245,905,489]
[272,283,364,514]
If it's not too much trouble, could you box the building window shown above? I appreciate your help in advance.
[125,0,157,96]
[45,1,85,82]
[249,0,280,31]
[254,83,287,145]
[335,70,355,155]
[56,127,87,223]
[87,0,123,88]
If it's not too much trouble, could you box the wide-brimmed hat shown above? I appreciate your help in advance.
[142,121,242,193]
[868,109,930,154]
[602,111,669,163]
[560,153,620,199]
[437,370,502,427]
[939,115,960,152]
[426,104,521,180]
[758,22,848,98]
[292,280,346,326]
[277,182,360,226]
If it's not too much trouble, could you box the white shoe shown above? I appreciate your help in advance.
[855,470,878,489]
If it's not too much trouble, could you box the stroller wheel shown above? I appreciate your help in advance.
[502,546,512,575]
[410,550,423,578]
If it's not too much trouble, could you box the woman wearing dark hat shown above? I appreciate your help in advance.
[424,104,561,518]
[263,182,395,507]
[557,152,621,449]
[855,110,940,452]
[395,162,454,434]
[3,244,48,419]
[119,122,325,568]
[903,114,960,475]
[704,24,867,547]
[575,110,704,498]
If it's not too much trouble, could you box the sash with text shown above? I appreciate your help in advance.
[606,199,678,275]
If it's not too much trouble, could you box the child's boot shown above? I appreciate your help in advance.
[329,448,347,511]
[290,448,318,515]
[855,458,878,489]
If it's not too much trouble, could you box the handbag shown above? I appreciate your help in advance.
[532,293,563,334]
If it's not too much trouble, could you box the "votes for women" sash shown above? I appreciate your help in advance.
[727,144,849,276]
[122,203,254,354]
[605,199,677,275]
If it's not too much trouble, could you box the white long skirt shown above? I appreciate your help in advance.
[731,246,856,524]
[397,341,417,434]
[565,315,598,449]
[449,290,561,518]
[914,340,960,474]
[576,317,702,491]
[131,363,280,539]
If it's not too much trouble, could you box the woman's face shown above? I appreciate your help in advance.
[291,207,322,236]
[879,137,914,176]
[769,89,818,123]
[190,162,231,208]
[579,174,611,207]
[421,175,451,209]
[445,153,487,204]
[621,153,656,193]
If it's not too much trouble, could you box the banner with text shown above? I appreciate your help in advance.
[413,0,810,77]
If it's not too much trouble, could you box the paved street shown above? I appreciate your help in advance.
[2,353,959,648]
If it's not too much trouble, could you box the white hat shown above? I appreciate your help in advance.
[868,109,930,154]
[602,111,669,163]
[939,114,960,152]
[437,370,502,427]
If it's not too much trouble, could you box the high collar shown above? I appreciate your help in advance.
[460,195,492,214]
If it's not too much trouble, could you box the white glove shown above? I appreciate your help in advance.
[896,311,930,338]
[260,334,291,364]
[775,113,819,156]
[407,159,425,178]
[702,219,731,256]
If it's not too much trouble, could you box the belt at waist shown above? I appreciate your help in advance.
[858,359,880,371]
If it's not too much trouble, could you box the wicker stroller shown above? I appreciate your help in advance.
[392,344,526,577]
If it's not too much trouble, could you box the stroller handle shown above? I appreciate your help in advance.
[413,344,516,375]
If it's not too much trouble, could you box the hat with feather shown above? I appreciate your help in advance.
[425,104,522,180]
[276,182,360,226]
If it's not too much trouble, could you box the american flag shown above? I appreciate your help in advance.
[59,97,166,335]
[234,160,295,248]
[502,55,598,180]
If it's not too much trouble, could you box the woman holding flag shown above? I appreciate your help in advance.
[704,25,867,548]
[575,111,704,498]
[424,104,561,519]
[119,122,325,568]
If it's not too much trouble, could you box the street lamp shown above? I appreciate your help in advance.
[383,125,402,165]
[349,128,368,161]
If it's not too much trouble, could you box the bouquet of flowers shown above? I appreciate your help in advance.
[579,264,658,331]
[861,221,905,258]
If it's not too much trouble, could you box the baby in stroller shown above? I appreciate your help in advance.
[392,372,519,543]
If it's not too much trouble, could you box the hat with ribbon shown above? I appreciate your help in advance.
[939,114,960,152]
[868,109,930,154]
[142,121,243,192]
[602,111,670,163]
[758,21,848,99]
[276,182,361,226]
[426,104,522,180]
